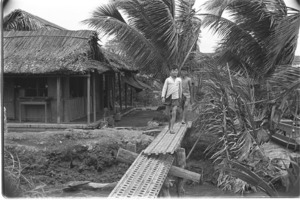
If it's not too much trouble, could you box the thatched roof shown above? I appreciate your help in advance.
[101,48,138,72]
[4,30,111,74]
[4,9,66,31]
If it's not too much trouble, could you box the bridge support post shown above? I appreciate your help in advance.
[159,177,171,197]
[175,148,186,197]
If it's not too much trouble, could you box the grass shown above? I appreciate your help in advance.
[3,149,51,197]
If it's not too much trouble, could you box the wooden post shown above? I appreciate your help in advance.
[87,74,91,124]
[93,73,96,122]
[126,142,136,153]
[57,77,61,123]
[103,74,106,109]
[112,73,116,112]
[125,83,128,109]
[130,87,133,107]
[100,74,104,111]
[118,73,122,111]
[159,177,171,197]
[106,74,109,109]
[4,107,7,134]
[176,148,186,197]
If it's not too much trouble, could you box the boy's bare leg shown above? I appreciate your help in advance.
[182,100,188,124]
[165,105,171,129]
[170,105,177,134]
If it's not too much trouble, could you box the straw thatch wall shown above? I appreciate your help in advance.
[4,30,111,74]
[4,9,66,31]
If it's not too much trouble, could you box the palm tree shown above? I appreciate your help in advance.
[83,0,201,79]
[190,0,300,194]
[200,0,300,80]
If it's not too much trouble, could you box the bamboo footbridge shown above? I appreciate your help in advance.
[109,122,198,198]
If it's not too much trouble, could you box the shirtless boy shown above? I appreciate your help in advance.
[180,67,193,124]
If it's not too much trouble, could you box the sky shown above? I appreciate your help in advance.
[3,0,300,55]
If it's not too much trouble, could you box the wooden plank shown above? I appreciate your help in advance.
[147,123,181,155]
[162,123,183,154]
[109,153,175,198]
[167,125,187,154]
[143,126,168,154]
[109,153,145,196]
[153,130,176,155]
[143,126,169,155]
[141,154,170,197]
[117,148,201,182]
[126,155,157,197]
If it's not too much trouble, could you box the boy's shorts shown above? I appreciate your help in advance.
[181,95,191,109]
[164,96,179,107]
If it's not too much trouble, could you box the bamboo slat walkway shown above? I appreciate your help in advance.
[108,122,190,198]
[143,123,188,155]
[109,153,174,198]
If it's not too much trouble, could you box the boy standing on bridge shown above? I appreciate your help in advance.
[161,65,182,134]
[180,67,193,124]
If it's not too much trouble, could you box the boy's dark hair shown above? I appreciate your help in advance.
[181,67,188,71]
[171,65,178,70]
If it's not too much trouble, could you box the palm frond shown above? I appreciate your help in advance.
[264,10,300,76]
[267,66,300,90]
[200,14,267,77]
[224,160,278,197]
[117,0,178,63]
[201,0,300,79]
[85,4,126,24]
[160,0,176,18]
[203,0,234,16]
[83,4,169,75]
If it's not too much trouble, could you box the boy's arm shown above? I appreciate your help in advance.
[161,78,168,99]
[179,79,183,99]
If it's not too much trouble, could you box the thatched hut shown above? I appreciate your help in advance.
[4,9,66,31]
[4,29,115,129]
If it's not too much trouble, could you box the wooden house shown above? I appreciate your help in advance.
[4,30,115,129]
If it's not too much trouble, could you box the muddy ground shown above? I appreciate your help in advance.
[3,109,267,198]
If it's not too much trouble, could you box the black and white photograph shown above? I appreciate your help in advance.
[1,0,300,198]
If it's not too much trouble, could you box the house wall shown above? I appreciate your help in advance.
[48,77,57,123]
[63,76,87,122]
[4,77,53,122]
[5,72,112,124]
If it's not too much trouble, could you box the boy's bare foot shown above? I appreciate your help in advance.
[170,130,175,134]
[181,121,186,124]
